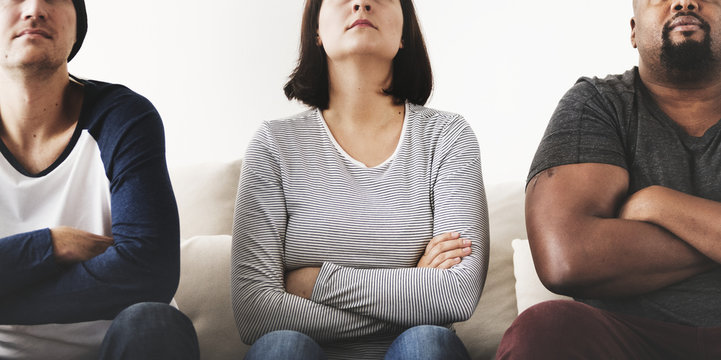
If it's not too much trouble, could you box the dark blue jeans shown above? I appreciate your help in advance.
[244,325,470,360]
[385,325,471,360]
[244,330,327,360]
[98,302,200,360]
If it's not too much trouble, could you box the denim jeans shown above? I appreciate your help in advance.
[384,325,470,360]
[245,325,470,360]
[98,302,200,360]
[244,330,327,360]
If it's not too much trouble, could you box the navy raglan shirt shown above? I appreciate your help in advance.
[0,76,179,358]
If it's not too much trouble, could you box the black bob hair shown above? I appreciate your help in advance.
[284,0,433,109]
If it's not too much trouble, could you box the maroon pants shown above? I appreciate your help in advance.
[496,300,721,360]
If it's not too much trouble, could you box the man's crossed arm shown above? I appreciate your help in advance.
[525,163,716,299]
[51,227,113,265]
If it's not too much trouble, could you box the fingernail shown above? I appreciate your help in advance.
[463,247,471,253]
[452,232,460,237]
[463,239,471,245]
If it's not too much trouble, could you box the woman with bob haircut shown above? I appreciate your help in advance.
[231,0,488,359]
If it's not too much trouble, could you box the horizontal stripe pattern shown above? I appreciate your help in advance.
[232,103,489,359]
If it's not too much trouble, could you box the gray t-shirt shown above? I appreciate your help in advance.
[529,67,721,327]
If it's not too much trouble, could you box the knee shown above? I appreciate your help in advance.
[396,325,457,343]
[496,300,599,359]
[116,302,176,319]
[102,302,199,359]
[246,331,325,360]
[253,330,315,347]
[110,302,196,340]
[512,300,587,333]
[115,302,193,331]
[386,325,469,360]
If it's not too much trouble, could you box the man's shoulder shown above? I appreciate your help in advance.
[74,76,157,117]
[569,68,638,104]
[73,76,162,133]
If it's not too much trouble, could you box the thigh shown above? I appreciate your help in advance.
[384,325,470,360]
[699,326,721,359]
[244,330,326,360]
[496,300,697,360]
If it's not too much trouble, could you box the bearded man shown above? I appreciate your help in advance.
[497,0,721,358]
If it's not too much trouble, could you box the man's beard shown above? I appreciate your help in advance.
[660,13,715,81]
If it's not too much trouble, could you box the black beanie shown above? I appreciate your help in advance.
[68,0,87,61]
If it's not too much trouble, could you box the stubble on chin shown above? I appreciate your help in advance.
[1,50,66,78]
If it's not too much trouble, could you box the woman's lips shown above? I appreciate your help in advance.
[349,19,377,29]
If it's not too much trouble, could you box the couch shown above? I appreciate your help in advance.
[170,160,568,360]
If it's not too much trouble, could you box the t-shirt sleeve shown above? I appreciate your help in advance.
[528,79,629,184]
[0,89,180,324]
[231,123,404,345]
[309,117,489,327]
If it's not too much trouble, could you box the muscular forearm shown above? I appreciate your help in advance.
[622,185,721,264]
[527,164,715,300]
[533,214,714,299]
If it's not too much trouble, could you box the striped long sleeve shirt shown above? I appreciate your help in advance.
[231,103,489,359]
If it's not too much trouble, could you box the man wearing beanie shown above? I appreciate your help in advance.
[0,1,199,359]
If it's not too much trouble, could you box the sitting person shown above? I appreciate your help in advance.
[231,0,489,359]
[498,0,721,358]
[0,1,198,359]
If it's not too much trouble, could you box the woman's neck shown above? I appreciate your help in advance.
[321,57,406,168]
[324,56,401,127]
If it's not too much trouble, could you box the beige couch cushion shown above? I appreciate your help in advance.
[169,160,242,240]
[456,182,526,359]
[512,239,572,314]
[176,235,247,360]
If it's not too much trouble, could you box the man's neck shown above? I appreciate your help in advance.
[0,65,78,147]
[639,64,721,137]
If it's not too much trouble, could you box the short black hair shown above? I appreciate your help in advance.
[284,0,433,109]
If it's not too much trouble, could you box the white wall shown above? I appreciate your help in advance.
[69,1,637,185]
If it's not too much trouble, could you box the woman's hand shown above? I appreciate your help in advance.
[417,232,472,269]
[285,267,321,299]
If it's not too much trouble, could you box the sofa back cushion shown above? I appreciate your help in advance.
[169,160,242,241]
[455,182,526,359]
